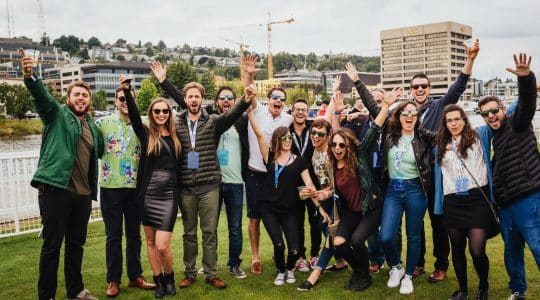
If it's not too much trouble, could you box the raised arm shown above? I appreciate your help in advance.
[506,53,537,132]
[214,84,254,137]
[151,61,187,109]
[122,83,147,144]
[345,61,380,118]
[247,107,269,163]
[242,54,259,87]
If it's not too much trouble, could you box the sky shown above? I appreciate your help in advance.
[3,0,540,81]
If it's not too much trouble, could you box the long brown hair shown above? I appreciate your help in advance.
[436,104,477,162]
[146,98,181,158]
[270,126,291,161]
[328,128,358,179]
[388,101,420,146]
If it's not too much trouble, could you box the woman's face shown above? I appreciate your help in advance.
[331,134,348,162]
[445,110,465,138]
[151,102,170,126]
[279,131,292,152]
[399,103,418,133]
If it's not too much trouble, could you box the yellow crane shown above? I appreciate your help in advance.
[260,12,294,79]
[224,37,250,84]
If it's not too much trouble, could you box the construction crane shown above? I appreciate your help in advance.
[260,12,294,79]
[6,0,14,38]
[37,0,48,45]
[224,37,250,83]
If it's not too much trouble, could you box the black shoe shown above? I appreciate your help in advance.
[326,264,348,272]
[153,274,166,299]
[450,290,468,300]
[163,272,176,296]
[475,289,488,300]
[350,272,372,292]
[297,280,317,291]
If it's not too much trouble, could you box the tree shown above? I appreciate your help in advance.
[40,34,50,46]
[157,40,167,51]
[87,36,102,48]
[115,38,127,47]
[285,85,309,105]
[181,43,191,53]
[155,54,170,64]
[116,54,126,61]
[145,46,154,57]
[207,58,217,68]
[136,79,159,115]
[52,34,83,54]
[127,45,134,54]
[0,83,35,119]
[199,70,217,99]
[144,41,153,48]
[92,90,108,111]
[80,48,90,60]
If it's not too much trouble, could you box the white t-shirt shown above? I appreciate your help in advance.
[247,104,293,172]
[441,139,488,195]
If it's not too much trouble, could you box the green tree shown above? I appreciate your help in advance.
[155,54,170,64]
[116,54,126,61]
[136,79,159,115]
[52,34,83,54]
[217,79,244,98]
[145,46,154,57]
[157,40,167,50]
[80,48,90,60]
[151,61,198,98]
[182,43,191,53]
[0,84,35,119]
[87,36,102,48]
[285,85,309,105]
[115,38,127,47]
[92,90,108,111]
[207,58,217,68]
[199,70,217,99]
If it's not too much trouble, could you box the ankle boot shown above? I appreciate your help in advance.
[153,274,166,299]
[164,272,176,296]
[350,270,372,291]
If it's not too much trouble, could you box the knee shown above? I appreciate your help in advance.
[274,243,285,253]
[333,236,346,247]
[156,243,171,256]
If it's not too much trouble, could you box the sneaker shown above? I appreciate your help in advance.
[507,292,525,300]
[285,270,296,283]
[197,266,204,275]
[349,272,372,292]
[274,272,286,286]
[428,269,447,283]
[295,258,310,272]
[229,265,247,279]
[450,290,469,300]
[297,280,316,291]
[68,289,98,300]
[369,263,382,273]
[475,289,488,300]
[309,256,319,269]
[399,275,414,295]
[387,265,405,288]
[412,266,425,277]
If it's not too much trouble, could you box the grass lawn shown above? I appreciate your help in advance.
[0,119,42,137]
[0,211,538,300]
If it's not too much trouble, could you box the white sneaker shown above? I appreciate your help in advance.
[285,270,296,283]
[399,275,414,295]
[387,265,405,288]
[507,292,525,300]
[274,272,286,286]
[309,256,319,269]
[295,258,310,272]
[68,289,98,300]
[197,266,204,275]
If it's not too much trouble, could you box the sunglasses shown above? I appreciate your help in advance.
[446,117,463,124]
[479,107,502,117]
[271,94,287,101]
[152,108,170,115]
[118,96,126,102]
[279,134,292,142]
[218,95,234,101]
[310,130,327,138]
[412,84,429,90]
[330,142,347,149]
[400,110,419,117]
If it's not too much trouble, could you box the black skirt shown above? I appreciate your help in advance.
[443,186,496,229]
[142,169,178,232]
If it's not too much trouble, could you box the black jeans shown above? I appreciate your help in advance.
[260,203,299,273]
[37,185,92,300]
[100,188,143,283]
[417,196,450,271]
[296,198,322,258]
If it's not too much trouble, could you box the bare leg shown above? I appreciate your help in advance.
[155,230,173,274]
[143,226,161,275]
[249,218,261,262]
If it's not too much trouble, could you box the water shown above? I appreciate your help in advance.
[0,135,42,153]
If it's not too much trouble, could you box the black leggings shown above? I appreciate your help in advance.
[447,227,490,293]
[261,204,299,273]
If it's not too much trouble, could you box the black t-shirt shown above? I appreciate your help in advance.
[262,152,308,208]
[152,136,177,170]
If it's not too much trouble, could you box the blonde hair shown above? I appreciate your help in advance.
[146,98,181,158]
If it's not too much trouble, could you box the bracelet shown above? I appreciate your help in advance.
[334,112,341,115]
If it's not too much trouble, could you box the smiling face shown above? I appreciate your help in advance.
[410,77,431,105]
[216,89,235,113]
[67,86,91,116]
[115,90,129,116]
[292,101,308,125]
[372,90,384,107]
[280,132,293,152]
[479,100,506,130]
[151,101,170,127]
[268,90,286,118]
[331,133,348,162]
[310,126,329,149]
[185,87,203,115]
[445,110,465,138]
[399,103,419,135]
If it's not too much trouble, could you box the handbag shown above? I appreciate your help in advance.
[324,194,341,248]
[452,148,500,239]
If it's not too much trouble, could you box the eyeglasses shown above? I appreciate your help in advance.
[446,117,463,124]
[218,95,234,101]
[294,108,307,113]
[310,130,327,138]
[117,96,126,102]
[330,142,347,149]
[400,110,419,117]
[412,84,429,90]
[479,107,502,117]
[271,94,287,101]
[152,108,170,115]
[279,134,292,141]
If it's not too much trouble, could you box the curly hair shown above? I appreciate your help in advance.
[328,128,359,180]
[436,104,477,162]
[388,101,420,146]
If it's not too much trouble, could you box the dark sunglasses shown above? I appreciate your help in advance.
[400,110,419,117]
[330,142,347,149]
[118,96,126,102]
[279,134,292,141]
[218,95,234,101]
[271,94,287,101]
[411,84,429,90]
[479,107,502,117]
[152,108,170,115]
[310,130,327,138]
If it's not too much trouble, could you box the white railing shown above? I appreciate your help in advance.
[0,151,102,238]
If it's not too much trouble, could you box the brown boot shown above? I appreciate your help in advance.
[105,281,119,298]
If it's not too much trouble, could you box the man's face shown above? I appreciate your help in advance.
[216,90,235,113]
[310,126,329,148]
[67,86,91,116]
[292,102,308,125]
[354,99,365,111]
[267,90,286,117]
[410,78,431,105]
[115,90,129,116]
[479,100,506,130]
[372,90,384,108]
[185,88,202,115]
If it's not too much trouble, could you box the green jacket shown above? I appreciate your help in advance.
[24,77,103,200]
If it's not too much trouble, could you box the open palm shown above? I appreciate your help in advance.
[506,53,531,77]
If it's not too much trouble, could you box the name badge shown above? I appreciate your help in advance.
[187,151,200,169]
[455,176,470,196]
[217,148,229,166]
[373,150,382,168]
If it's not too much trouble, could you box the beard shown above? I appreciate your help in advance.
[67,101,90,116]
[188,104,201,115]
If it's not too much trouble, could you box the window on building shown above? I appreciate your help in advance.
[426,62,448,68]
[451,47,466,54]
[382,37,402,44]
[404,64,424,70]
[382,80,403,85]
[404,42,424,49]
[403,50,424,56]
[426,55,447,61]
[383,66,402,72]
[383,52,402,58]
[383,45,402,51]
[425,40,447,47]
[404,57,424,63]
[425,32,448,39]
[426,47,447,54]
[382,59,402,65]
[426,69,447,75]
[404,35,423,41]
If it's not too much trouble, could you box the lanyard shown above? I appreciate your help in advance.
[116,116,132,154]
[274,154,292,188]
[292,129,309,156]
[188,120,198,150]
[221,131,229,149]
[451,137,466,174]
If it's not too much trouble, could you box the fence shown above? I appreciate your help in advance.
[0,151,102,238]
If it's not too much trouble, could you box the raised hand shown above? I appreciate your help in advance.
[333,91,345,113]
[244,84,258,103]
[18,48,33,75]
[464,38,480,61]
[506,53,532,77]
[150,61,167,83]
[332,75,342,93]
[384,87,403,106]
[243,54,260,75]
[345,61,360,82]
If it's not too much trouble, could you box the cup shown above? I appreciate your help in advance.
[298,186,309,201]
[463,38,478,55]
[24,49,40,67]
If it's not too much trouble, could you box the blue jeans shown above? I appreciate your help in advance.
[380,179,427,275]
[500,191,540,295]
[219,183,244,267]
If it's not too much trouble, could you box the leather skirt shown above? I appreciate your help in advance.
[142,169,178,232]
